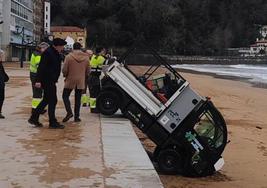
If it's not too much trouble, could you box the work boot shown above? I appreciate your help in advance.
[0,113,5,119]
[62,113,73,122]
[28,118,43,127]
[74,117,81,122]
[49,122,65,129]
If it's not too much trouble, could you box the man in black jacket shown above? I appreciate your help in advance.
[28,38,66,129]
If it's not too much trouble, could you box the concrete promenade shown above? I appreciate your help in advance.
[0,64,163,188]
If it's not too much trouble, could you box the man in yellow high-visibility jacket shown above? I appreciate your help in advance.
[88,47,106,113]
[30,42,49,114]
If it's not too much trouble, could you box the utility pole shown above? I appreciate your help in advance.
[15,26,32,68]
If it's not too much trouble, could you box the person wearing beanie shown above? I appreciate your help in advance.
[28,38,67,129]
[29,42,49,115]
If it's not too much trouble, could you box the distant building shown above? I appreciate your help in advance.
[44,0,51,35]
[259,25,267,39]
[51,26,87,48]
[0,0,35,61]
[33,0,45,43]
[237,26,267,57]
[0,0,50,61]
[0,0,4,46]
[250,39,267,55]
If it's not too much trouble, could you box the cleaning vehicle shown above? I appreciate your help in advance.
[96,43,227,177]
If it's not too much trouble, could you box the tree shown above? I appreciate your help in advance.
[50,0,267,54]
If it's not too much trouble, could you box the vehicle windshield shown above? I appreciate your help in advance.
[193,104,227,155]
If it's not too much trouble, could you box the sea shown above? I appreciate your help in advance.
[173,64,267,84]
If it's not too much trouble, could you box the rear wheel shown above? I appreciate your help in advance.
[97,91,119,115]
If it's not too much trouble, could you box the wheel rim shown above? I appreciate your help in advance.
[102,97,115,110]
[158,149,183,174]
[163,154,178,169]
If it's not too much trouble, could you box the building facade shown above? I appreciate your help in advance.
[44,0,50,35]
[259,25,267,39]
[0,0,49,61]
[51,26,87,48]
[33,0,45,43]
[0,0,34,61]
[0,0,4,46]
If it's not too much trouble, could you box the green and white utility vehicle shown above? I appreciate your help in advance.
[96,45,227,177]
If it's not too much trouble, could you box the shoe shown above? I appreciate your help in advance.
[28,118,43,127]
[49,122,65,129]
[62,113,73,122]
[40,109,47,115]
[74,117,81,122]
[0,113,5,119]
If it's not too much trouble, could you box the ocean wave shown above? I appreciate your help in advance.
[173,64,267,84]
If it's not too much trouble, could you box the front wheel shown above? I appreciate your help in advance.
[97,91,119,115]
[157,149,183,175]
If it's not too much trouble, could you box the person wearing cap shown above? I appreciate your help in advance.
[62,42,90,122]
[88,46,106,113]
[28,38,67,129]
[30,42,49,114]
[81,49,93,107]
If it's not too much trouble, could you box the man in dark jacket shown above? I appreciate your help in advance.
[28,38,66,129]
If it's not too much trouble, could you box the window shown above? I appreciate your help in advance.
[11,1,32,21]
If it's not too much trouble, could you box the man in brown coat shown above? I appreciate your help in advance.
[62,42,90,122]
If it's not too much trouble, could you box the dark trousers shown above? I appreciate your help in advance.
[88,73,101,111]
[0,87,4,113]
[30,73,42,98]
[62,88,82,118]
[31,83,58,124]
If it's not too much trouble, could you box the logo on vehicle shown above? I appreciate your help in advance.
[168,110,181,123]
[185,131,204,152]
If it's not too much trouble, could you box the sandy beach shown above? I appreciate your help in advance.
[135,70,267,188]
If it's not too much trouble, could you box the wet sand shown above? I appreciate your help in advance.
[135,70,267,188]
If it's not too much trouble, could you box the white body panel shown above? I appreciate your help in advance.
[107,62,163,115]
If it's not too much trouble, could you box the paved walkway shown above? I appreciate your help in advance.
[0,65,163,188]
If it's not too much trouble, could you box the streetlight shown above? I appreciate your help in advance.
[15,25,34,68]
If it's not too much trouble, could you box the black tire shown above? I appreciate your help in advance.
[183,159,214,177]
[97,91,119,115]
[157,149,183,175]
